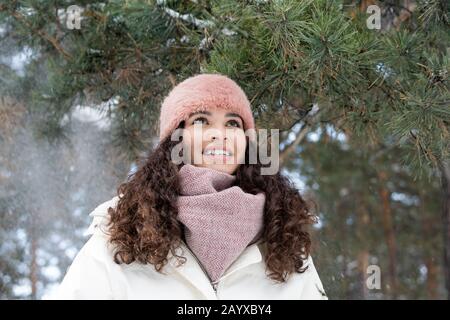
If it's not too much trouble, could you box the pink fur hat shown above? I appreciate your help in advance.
[158,73,255,141]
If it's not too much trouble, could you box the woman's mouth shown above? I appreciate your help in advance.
[202,148,233,161]
[203,149,232,156]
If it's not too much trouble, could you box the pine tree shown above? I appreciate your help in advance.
[0,0,448,299]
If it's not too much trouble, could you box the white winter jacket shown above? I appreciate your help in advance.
[45,197,328,300]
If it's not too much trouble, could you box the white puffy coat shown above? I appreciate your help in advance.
[45,197,328,300]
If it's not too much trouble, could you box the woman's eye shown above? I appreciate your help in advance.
[192,117,207,125]
[227,120,241,128]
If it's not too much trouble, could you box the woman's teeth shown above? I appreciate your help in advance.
[203,149,232,156]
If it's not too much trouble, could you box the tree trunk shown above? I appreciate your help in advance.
[357,250,370,299]
[420,187,439,299]
[356,202,370,299]
[425,254,439,299]
[438,161,450,300]
[377,170,398,298]
[336,199,350,298]
[29,210,39,300]
[30,229,38,300]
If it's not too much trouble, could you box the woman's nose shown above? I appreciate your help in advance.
[208,125,228,142]
[211,136,228,140]
[211,135,228,141]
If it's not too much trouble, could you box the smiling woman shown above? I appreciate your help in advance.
[179,108,247,175]
[47,73,327,300]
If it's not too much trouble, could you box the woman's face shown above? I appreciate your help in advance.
[182,108,247,175]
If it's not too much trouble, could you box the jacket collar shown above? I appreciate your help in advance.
[167,239,264,299]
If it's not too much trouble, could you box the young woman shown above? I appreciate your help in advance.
[48,73,328,300]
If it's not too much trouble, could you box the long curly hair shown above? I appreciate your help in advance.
[106,125,318,283]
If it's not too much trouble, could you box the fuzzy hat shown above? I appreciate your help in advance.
[158,73,256,142]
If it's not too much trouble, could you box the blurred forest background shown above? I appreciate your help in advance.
[0,0,449,299]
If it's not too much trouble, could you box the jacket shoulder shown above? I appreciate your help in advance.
[299,255,328,300]
[84,196,121,237]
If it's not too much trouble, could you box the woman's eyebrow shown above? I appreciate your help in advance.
[187,111,242,123]
[225,112,242,119]
[226,113,243,124]
[188,111,211,118]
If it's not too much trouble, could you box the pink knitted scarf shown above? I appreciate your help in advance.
[175,164,266,283]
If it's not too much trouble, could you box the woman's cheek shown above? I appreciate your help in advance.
[181,128,198,162]
[234,131,247,163]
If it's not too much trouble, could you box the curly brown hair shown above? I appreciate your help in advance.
[106,128,318,283]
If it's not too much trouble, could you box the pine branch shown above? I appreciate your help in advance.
[279,103,321,166]
[0,6,73,60]
[409,129,440,167]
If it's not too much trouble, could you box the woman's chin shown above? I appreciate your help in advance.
[196,163,238,175]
